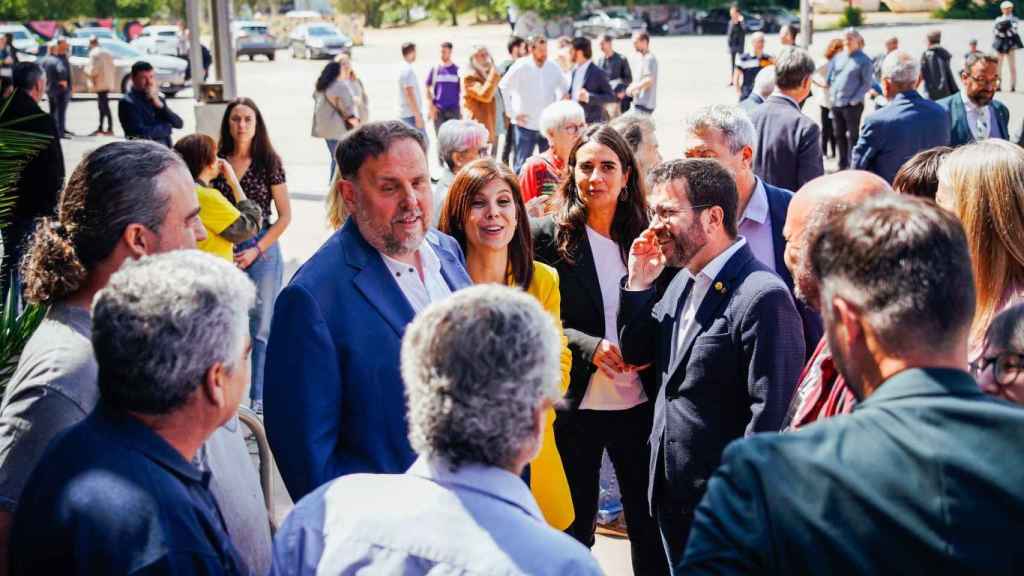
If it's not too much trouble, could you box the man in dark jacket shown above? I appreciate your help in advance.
[853,51,950,183]
[596,34,632,115]
[937,52,1009,147]
[118,61,183,147]
[620,158,804,567]
[681,194,1024,576]
[38,39,71,138]
[2,62,64,295]
[750,47,824,193]
[919,29,959,100]
[568,36,616,125]
[726,5,745,85]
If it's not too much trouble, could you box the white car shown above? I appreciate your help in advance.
[72,27,119,41]
[130,25,183,57]
[289,23,352,60]
[67,38,187,97]
[0,24,41,58]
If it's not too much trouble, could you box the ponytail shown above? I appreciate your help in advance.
[21,217,87,304]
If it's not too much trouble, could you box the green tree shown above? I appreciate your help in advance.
[511,0,580,19]
[336,0,395,28]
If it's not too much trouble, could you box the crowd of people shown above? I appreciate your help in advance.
[2,13,1024,576]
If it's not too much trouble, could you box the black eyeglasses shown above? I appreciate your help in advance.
[647,204,712,222]
[969,351,1024,387]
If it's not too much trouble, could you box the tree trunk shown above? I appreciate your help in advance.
[449,7,457,26]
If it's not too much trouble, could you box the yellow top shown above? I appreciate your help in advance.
[513,261,575,531]
[196,186,241,261]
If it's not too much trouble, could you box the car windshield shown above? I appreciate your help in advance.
[157,30,178,37]
[2,29,30,40]
[308,26,339,36]
[243,26,268,34]
[101,41,141,58]
[606,10,630,19]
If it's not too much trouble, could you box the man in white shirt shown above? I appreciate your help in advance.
[682,104,822,358]
[499,35,567,173]
[398,42,427,142]
[619,158,804,570]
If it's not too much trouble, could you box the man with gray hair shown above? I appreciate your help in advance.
[739,65,774,115]
[433,118,490,225]
[682,194,1024,574]
[609,110,662,177]
[683,104,823,358]
[270,285,603,575]
[749,46,824,192]
[852,50,950,183]
[0,140,272,575]
[10,251,256,575]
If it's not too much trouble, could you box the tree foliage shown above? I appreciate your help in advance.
[0,0,182,20]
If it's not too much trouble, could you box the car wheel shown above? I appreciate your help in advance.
[162,90,180,98]
[268,52,276,61]
[248,54,254,61]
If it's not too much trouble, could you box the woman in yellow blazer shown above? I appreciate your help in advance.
[438,157,574,531]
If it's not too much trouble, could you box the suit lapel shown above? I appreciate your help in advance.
[426,231,471,292]
[572,232,605,321]
[342,221,416,337]
[665,246,755,380]
[764,183,794,291]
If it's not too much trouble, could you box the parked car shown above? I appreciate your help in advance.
[751,7,800,33]
[130,25,183,57]
[72,27,119,41]
[695,8,764,35]
[67,37,187,97]
[288,23,351,59]
[0,24,41,57]
[231,21,276,61]
[573,10,645,39]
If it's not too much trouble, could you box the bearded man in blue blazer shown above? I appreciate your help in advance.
[937,52,1009,147]
[264,121,472,501]
[619,158,805,571]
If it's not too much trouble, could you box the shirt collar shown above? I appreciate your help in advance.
[693,237,748,283]
[740,178,769,225]
[961,90,988,113]
[407,456,544,521]
[380,240,443,278]
[772,92,801,108]
[94,401,206,485]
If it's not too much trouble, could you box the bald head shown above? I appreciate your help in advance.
[784,171,892,311]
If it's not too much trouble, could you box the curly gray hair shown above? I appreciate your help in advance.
[684,104,756,156]
[92,250,256,415]
[401,285,561,471]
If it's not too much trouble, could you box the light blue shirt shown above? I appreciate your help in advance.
[827,50,874,108]
[269,456,604,576]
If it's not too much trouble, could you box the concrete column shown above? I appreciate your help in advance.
[800,0,813,48]
[186,0,202,99]
[211,0,237,100]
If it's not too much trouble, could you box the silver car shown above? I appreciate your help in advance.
[231,21,276,61]
[289,23,352,60]
[67,38,187,97]
[0,24,41,57]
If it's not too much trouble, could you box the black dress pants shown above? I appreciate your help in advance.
[832,103,864,170]
[97,91,112,132]
[554,402,669,576]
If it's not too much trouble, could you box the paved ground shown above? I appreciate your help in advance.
[54,17,1024,575]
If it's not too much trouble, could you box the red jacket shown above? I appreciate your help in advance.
[786,337,857,430]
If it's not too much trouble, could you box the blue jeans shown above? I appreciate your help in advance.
[401,116,429,146]
[513,125,548,174]
[326,138,340,183]
[236,230,283,406]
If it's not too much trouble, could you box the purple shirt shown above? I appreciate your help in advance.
[426,63,460,111]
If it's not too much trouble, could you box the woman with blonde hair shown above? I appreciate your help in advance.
[437,157,574,531]
[936,138,1024,355]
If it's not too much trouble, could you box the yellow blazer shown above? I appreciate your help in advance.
[516,261,575,531]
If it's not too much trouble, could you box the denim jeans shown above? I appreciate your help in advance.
[513,125,549,174]
[236,230,283,406]
[325,139,340,183]
[401,116,429,147]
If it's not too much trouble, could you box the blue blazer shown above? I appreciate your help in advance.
[764,181,824,358]
[619,243,806,516]
[937,92,1010,147]
[852,91,951,183]
[572,63,617,124]
[264,221,472,501]
[683,368,1024,574]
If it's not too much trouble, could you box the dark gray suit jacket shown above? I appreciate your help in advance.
[682,368,1024,575]
[749,94,824,192]
[619,243,805,513]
